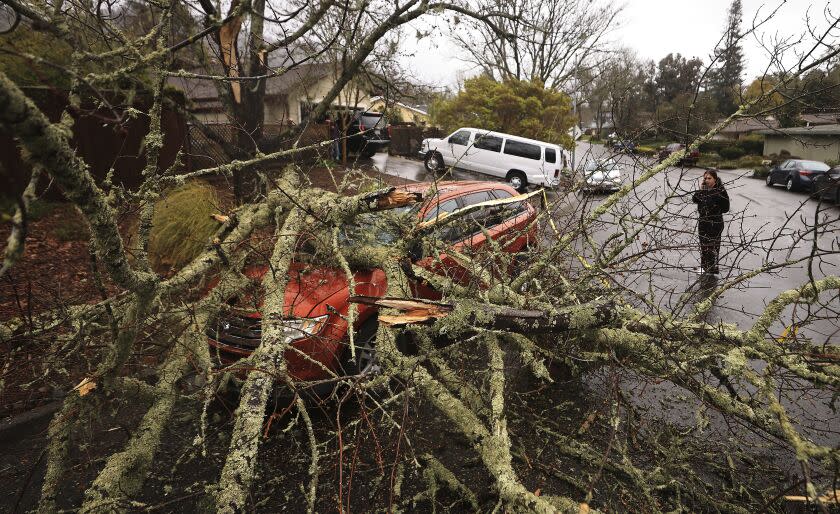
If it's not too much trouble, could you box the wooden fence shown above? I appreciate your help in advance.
[388,125,444,156]
[1,88,186,199]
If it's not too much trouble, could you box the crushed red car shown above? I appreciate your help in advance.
[207,181,538,383]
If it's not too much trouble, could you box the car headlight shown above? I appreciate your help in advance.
[276,315,328,340]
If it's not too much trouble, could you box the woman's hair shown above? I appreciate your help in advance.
[704,169,723,189]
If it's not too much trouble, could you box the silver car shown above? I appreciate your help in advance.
[582,159,623,192]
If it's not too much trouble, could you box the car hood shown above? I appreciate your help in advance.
[241,261,383,319]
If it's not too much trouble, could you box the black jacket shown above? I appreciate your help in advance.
[692,187,729,225]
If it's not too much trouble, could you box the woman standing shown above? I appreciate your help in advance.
[692,170,730,274]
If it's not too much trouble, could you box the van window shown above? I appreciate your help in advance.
[448,130,471,146]
[503,140,541,160]
[474,134,503,152]
[545,148,556,164]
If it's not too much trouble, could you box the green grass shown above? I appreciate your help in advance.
[147,182,221,272]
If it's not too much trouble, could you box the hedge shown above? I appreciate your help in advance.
[698,137,763,156]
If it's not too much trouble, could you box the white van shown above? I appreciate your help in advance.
[419,128,567,191]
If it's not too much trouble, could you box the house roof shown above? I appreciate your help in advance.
[166,62,332,103]
[757,124,840,136]
[719,117,779,133]
[800,112,840,125]
[368,96,428,115]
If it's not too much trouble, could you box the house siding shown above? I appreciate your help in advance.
[285,75,371,124]
[763,134,840,162]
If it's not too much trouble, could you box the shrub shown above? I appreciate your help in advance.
[718,160,739,170]
[737,155,764,168]
[698,140,729,154]
[147,182,221,272]
[738,135,764,155]
[719,146,745,160]
[697,153,721,167]
[752,165,770,178]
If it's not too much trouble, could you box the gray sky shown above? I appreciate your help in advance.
[407,0,837,89]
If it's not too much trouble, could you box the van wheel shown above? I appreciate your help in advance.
[424,152,444,173]
[506,171,528,192]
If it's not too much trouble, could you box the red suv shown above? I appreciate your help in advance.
[207,181,537,383]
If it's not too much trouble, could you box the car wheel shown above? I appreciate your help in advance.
[765,174,773,186]
[809,182,820,199]
[835,188,840,204]
[785,176,795,192]
[345,318,380,376]
[506,171,528,193]
[424,152,443,173]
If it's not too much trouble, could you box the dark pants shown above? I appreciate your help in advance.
[699,221,723,273]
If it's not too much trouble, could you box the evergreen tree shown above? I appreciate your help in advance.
[710,0,745,114]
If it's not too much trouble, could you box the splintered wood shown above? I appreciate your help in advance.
[375,190,423,210]
[349,296,452,326]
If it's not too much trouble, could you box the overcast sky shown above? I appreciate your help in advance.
[407,0,837,90]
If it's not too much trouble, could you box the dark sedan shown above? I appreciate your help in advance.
[811,167,840,203]
[765,159,830,192]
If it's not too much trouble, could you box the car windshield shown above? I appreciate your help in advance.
[798,160,830,171]
[584,160,619,172]
[359,114,385,129]
[338,205,419,247]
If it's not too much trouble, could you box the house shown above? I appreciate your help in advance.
[712,116,779,140]
[757,124,840,162]
[167,60,376,126]
[367,97,430,125]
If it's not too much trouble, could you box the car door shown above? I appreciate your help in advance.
[773,159,791,182]
[443,129,474,168]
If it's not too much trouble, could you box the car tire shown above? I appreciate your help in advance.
[360,148,377,159]
[785,176,795,192]
[835,188,840,204]
[506,170,528,193]
[810,182,820,199]
[344,318,380,377]
[765,174,773,186]
[424,152,444,173]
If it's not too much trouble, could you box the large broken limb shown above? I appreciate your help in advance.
[215,206,306,514]
[349,295,617,333]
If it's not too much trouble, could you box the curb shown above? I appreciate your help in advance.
[0,400,62,441]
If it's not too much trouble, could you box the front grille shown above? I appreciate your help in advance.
[207,314,262,351]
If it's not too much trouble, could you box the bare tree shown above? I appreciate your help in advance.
[451,0,622,89]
